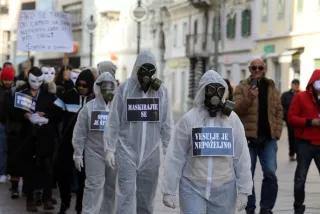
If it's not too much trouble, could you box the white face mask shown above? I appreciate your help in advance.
[41,67,55,83]
[28,73,44,90]
[313,80,320,91]
[70,71,80,85]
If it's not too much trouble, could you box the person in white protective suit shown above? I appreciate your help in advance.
[97,61,117,76]
[72,71,117,214]
[162,70,253,214]
[104,50,172,214]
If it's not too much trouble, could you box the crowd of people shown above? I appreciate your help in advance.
[0,52,318,214]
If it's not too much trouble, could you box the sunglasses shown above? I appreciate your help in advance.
[250,65,264,71]
[78,83,88,88]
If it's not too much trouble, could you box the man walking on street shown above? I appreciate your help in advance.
[281,79,300,161]
[234,58,283,214]
[288,69,320,214]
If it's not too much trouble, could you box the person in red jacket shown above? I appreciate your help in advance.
[288,69,320,214]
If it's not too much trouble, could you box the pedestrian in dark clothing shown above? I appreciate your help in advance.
[234,58,283,214]
[54,69,95,214]
[0,66,15,183]
[55,65,74,98]
[281,79,300,160]
[288,69,320,214]
[14,67,60,212]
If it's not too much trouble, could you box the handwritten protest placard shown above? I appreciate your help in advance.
[17,10,73,52]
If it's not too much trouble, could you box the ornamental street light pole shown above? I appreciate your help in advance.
[86,15,96,66]
[132,0,148,55]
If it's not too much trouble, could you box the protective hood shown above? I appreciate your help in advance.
[131,50,157,81]
[194,70,229,108]
[94,72,117,107]
[306,69,320,91]
[97,61,117,77]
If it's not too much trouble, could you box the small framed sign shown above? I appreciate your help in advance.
[192,127,234,157]
[90,111,108,131]
[127,98,160,122]
[14,92,35,112]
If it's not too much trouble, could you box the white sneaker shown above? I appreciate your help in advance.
[0,175,7,183]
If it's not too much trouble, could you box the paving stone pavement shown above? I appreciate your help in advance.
[0,128,319,214]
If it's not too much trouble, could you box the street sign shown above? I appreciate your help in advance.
[131,4,148,22]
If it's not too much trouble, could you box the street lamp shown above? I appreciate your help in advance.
[132,0,148,55]
[86,15,97,66]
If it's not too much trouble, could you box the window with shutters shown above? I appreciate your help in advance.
[212,16,221,41]
[297,0,303,13]
[241,9,251,37]
[226,14,236,39]
[277,0,285,19]
[261,0,268,22]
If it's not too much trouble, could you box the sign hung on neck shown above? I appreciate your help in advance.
[127,98,160,122]
[90,111,108,131]
[192,127,234,157]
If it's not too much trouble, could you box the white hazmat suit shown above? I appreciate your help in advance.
[162,70,252,214]
[72,72,117,214]
[104,50,173,214]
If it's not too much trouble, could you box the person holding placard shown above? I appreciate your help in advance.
[72,70,117,214]
[104,50,173,214]
[162,70,252,214]
[13,67,59,212]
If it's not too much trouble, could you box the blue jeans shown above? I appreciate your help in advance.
[246,139,278,211]
[294,140,320,213]
[0,124,7,175]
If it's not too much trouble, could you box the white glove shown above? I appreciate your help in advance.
[73,156,84,172]
[36,116,49,126]
[162,193,176,209]
[105,151,115,169]
[29,113,40,124]
[237,193,248,211]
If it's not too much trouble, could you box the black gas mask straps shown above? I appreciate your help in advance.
[204,83,234,117]
[137,63,162,93]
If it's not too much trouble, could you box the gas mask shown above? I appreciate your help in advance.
[137,63,162,93]
[97,81,115,103]
[41,66,55,83]
[204,83,234,117]
[28,73,44,90]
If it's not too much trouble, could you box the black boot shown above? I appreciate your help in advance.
[294,205,305,214]
[26,196,38,212]
[58,203,69,214]
[260,208,273,214]
[10,181,19,199]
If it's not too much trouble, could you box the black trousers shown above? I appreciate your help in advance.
[56,143,85,212]
[294,140,320,213]
[286,122,296,156]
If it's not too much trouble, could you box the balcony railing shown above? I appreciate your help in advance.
[186,34,217,57]
[189,0,211,8]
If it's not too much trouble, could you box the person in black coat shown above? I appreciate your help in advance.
[281,79,300,160]
[54,69,95,214]
[14,67,60,212]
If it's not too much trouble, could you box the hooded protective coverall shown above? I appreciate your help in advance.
[72,72,117,214]
[162,70,252,214]
[104,50,172,214]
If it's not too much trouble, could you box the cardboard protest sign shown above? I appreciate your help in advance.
[90,111,108,131]
[127,98,160,122]
[17,10,73,52]
[14,92,35,112]
[192,127,234,157]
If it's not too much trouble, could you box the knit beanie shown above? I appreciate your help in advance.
[1,66,15,81]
